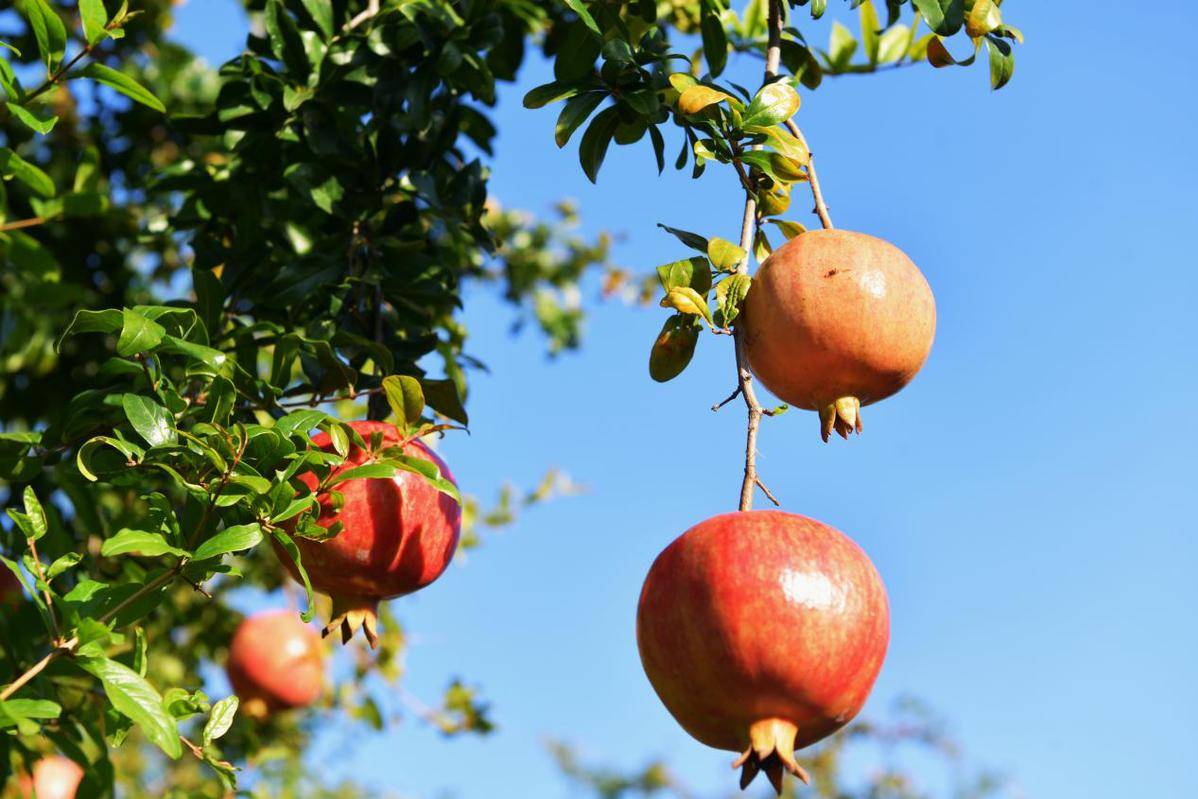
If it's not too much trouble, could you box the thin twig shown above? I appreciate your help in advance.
[711,385,742,412]
[346,0,380,31]
[729,0,786,513]
[24,538,61,644]
[0,217,49,233]
[784,119,834,229]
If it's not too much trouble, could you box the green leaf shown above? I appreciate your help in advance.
[45,552,81,579]
[700,11,728,77]
[22,486,47,541]
[59,309,122,350]
[827,21,858,70]
[20,0,67,70]
[876,23,911,63]
[562,0,600,35]
[860,0,881,64]
[554,93,604,150]
[5,102,57,134]
[101,529,188,558]
[421,379,469,426]
[77,656,182,759]
[0,147,55,197]
[707,237,747,272]
[79,0,109,44]
[578,106,620,184]
[116,308,165,356]
[966,0,1002,37]
[986,35,1014,90]
[768,218,808,239]
[193,523,263,562]
[203,696,239,747]
[657,223,709,253]
[122,394,177,448]
[76,435,143,481]
[716,273,752,325]
[656,256,711,295]
[0,699,61,734]
[382,375,425,426]
[742,82,801,128]
[648,314,700,383]
[78,63,165,112]
[265,0,309,78]
[912,0,963,36]
[522,81,579,109]
[660,287,714,328]
[298,0,333,39]
[270,529,314,623]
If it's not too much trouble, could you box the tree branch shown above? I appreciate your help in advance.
[785,119,834,229]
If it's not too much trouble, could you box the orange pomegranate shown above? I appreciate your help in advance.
[226,610,324,717]
[742,230,935,440]
[17,756,83,799]
[637,511,889,794]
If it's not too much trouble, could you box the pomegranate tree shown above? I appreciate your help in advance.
[742,230,936,441]
[278,420,461,647]
[17,756,84,799]
[636,511,889,794]
[225,610,324,717]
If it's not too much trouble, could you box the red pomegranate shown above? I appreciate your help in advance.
[17,756,84,799]
[0,568,22,608]
[277,420,461,647]
[636,511,889,794]
[742,230,935,441]
[226,610,324,717]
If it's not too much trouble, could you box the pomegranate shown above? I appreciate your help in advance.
[17,756,84,799]
[741,230,935,441]
[636,511,889,794]
[0,568,22,608]
[225,610,324,717]
[276,420,461,647]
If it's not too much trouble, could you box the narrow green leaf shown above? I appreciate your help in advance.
[0,147,55,197]
[986,35,1014,90]
[193,523,263,562]
[79,63,165,112]
[700,11,728,77]
[5,102,57,134]
[270,529,314,623]
[562,0,600,35]
[555,93,606,148]
[860,0,881,65]
[22,486,47,541]
[101,529,188,558]
[20,0,67,70]
[656,256,711,295]
[122,394,177,448]
[648,314,700,382]
[911,0,963,36]
[578,106,620,183]
[421,379,469,426]
[264,0,309,78]
[77,657,182,759]
[298,0,333,39]
[522,81,579,109]
[657,223,709,253]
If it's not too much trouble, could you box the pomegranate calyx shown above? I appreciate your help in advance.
[731,718,811,795]
[324,594,381,648]
[818,396,863,442]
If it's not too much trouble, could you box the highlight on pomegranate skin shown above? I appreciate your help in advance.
[742,229,936,441]
[275,420,461,647]
[17,755,84,799]
[636,511,889,794]
[225,610,325,718]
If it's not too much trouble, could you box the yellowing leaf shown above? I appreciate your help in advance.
[707,237,747,272]
[676,85,736,116]
[660,287,714,327]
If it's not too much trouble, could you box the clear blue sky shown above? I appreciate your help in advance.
[176,2,1197,797]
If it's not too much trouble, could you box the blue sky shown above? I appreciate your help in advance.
[175,2,1197,797]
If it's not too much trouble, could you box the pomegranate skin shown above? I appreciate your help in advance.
[226,610,324,716]
[277,420,461,645]
[18,756,84,799]
[742,230,935,441]
[636,511,889,793]
[0,568,22,608]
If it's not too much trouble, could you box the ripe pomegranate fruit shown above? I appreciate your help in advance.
[636,511,889,794]
[276,420,461,647]
[225,610,324,717]
[17,756,84,799]
[742,230,935,441]
[0,568,22,608]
